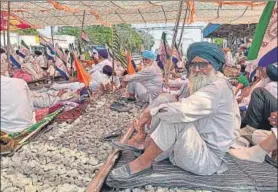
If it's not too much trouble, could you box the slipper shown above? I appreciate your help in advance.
[118,97,136,102]
[111,140,144,153]
[102,129,122,141]
[110,102,130,112]
[110,163,152,181]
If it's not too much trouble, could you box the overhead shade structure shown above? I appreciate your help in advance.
[0,11,37,31]
[0,1,267,27]
[203,24,221,38]
[203,23,257,38]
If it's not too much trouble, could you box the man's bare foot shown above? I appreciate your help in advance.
[128,156,152,174]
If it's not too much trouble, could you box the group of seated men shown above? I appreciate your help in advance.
[1,41,277,179]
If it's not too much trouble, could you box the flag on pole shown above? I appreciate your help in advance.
[55,43,67,63]
[54,57,70,80]
[126,50,135,75]
[10,55,21,69]
[39,36,49,47]
[172,43,181,67]
[246,2,277,80]
[158,32,170,66]
[19,40,30,58]
[81,31,90,43]
[72,52,91,86]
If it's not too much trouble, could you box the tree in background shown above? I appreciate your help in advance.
[56,24,154,53]
[14,28,39,35]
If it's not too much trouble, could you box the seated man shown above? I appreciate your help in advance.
[111,42,240,179]
[241,63,277,131]
[1,75,35,133]
[123,50,163,103]
[33,50,48,71]
[21,54,45,81]
[230,111,277,163]
[88,48,112,74]
[237,65,276,108]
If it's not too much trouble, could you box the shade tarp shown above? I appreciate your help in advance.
[0,11,37,31]
[1,1,266,28]
[203,23,257,38]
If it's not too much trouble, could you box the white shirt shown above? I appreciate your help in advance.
[34,55,47,68]
[1,76,35,133]
[88,59,112,74]
[89,71,120,91]
[150,74,241,158]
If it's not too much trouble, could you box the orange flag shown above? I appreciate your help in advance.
[126,51,136,75]
[72,53,91,87]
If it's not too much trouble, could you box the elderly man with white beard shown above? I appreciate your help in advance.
[111,42,241,180]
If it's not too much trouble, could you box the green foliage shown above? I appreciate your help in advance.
[57,24,154,53]
[15,28,39,35]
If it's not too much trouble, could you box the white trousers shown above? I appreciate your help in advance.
[51,82,85,91]
[151,121,223,175]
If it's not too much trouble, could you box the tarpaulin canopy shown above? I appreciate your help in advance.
[0,11,37,31]
[203,23,257,38]
[1,1,266,28]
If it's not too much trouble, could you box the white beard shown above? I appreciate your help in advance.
[189,70,217,95]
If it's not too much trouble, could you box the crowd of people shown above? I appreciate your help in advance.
[1,37,277,179]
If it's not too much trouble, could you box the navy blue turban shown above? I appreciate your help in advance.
[266,63,278,82]
[187,42,225,71]
[96,48,109,59]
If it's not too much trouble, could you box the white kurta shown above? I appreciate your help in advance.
[88,59,112,74]
[89,70,120,91]
[126,64,163,100]
[34,55,47,69]
[1,76,35,133]
[150,74,241,175]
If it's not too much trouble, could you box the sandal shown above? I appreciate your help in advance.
[110,163,152,181]
[111,141,144,153]
[102,129,122,141]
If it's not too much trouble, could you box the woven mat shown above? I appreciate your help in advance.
[106,151,277,191]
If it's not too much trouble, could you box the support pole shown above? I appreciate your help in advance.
[79,10,86,54]
[50,26,54,47]
[7,1,11,66]
[3,30,6,47]
[80,10,86,39]
[165,0,183,84]
[178,4,188,49]
[111,25,115,84]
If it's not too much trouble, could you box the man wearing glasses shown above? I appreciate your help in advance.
[111,42,240,179]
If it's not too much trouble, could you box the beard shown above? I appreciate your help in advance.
[189,70,217,95]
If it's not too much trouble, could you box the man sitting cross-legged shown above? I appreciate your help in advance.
[111,42,241,180]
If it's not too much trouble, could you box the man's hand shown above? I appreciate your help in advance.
[123,74,132,82]
[138,109,152,132]
[241,87,252,97]
[268,112,278,127]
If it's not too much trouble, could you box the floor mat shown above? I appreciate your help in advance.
[106,151,277,191]
[55,101,89,124]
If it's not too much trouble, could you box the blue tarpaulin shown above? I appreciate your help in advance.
[203,23,221,38]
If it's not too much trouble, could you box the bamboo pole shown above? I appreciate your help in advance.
[165,0,183,84]
[80,10,86,40]
[51,26,54,47]
[177,4,189,49]
[111,25,115,84]
[3,30,6,47]
[7,1,11,61]
[87,125,135,192]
